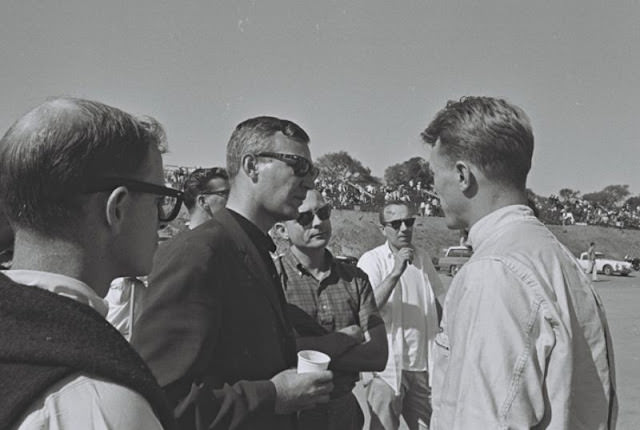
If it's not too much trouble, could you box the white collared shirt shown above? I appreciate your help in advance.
[2,270,163,430]
[430,205,616,429]
[106,277,147,341]
[357,242,441,392]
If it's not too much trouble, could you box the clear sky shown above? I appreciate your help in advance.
[1,0,638,196]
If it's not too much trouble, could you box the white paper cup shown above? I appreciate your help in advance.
[297,350,331,373]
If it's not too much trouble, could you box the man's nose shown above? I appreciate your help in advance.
[312,214,324,227]
[301,172,316,189]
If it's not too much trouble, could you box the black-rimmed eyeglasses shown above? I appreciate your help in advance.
[255,152,319,178]
[84,177,183,222]
[382,217,416,230]
[296,204,331,226]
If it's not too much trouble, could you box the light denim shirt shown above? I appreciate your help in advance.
[430,205,617,430]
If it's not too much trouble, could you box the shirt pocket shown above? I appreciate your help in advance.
[431,331,450,409]
[434,331,450,358]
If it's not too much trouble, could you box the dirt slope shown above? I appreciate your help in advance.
[329,209,640,260]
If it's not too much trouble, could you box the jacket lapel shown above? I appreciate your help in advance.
[214,209,289,330]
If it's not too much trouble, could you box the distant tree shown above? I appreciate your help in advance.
[625,195,640,209]
[583,184,630,207]
[315,151,378,184]
[558,188,580,201]
[384,157,433,188]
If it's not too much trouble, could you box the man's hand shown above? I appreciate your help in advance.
[391,247,414,276]
[337,324,365,344]
[271,369,334,414]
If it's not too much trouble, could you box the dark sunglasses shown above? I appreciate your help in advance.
[382,217,416,230]
[255,152,319,178]
[296,204,332,226]
[201,189,230,198]
[84,177,183,222]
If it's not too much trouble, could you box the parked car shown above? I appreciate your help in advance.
[437,246,473,276]
[335,255,358,266]
[577,252,632,276]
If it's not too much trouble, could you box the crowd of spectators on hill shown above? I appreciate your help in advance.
[531,194,640,229]
[314,178,444,216]
[164,166,639,230]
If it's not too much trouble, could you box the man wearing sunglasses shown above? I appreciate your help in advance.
[0,98,176,429]
[273,189,387,430]
[133,116,333,430]
[357,201,443,430]
[182,167,230,230]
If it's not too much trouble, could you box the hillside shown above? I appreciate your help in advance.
[328,209,640,260]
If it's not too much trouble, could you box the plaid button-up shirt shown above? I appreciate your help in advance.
[276,249,383,395]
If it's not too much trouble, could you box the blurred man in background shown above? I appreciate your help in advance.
[182,167,230,229]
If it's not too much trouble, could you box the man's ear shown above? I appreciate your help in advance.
[378,223,388,239]
[273,222,289,241]
[456,161,479,197]
[105,186,130,233]
[455,161,472,192]
[197,194,208,208]
[242,154,259,182]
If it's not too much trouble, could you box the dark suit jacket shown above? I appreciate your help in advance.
[132,208,297,430]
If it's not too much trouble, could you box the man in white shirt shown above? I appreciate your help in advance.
[357,201,444,430]
[422,96,617,429]
[0,97,179,429]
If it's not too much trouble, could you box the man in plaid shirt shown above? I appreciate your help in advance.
[274,189,388,430]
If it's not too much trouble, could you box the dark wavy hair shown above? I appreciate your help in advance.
[422,96,534,189]
[182,167,228,210]
[226,116,309,179]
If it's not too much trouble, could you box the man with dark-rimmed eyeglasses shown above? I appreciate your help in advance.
[357,200,444,430]
[96,176,183,342]
[0,97,175,430]
[133,116,333,430]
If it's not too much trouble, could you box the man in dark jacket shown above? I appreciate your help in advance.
[133,116,333,430]
[0,97,177,429]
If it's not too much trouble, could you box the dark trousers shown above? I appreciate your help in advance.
[298,392,364,430]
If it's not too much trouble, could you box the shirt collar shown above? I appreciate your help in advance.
[284,248,335,276]
[227,209,276,254]
[468,204,534,250]
[1,269,109,317]
[384,241,399,258]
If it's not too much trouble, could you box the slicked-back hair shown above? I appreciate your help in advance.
[379,200,413,224]
[182,167,229,210]
[421,96,534,189]
[226,116,310,179]
[0,97,167,234]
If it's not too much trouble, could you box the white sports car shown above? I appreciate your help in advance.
[577,252,633,276]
